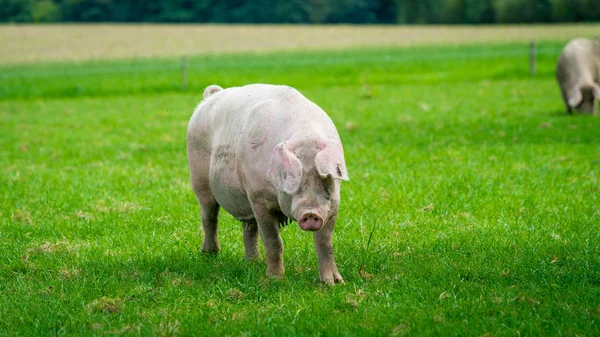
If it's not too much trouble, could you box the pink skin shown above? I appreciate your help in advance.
[298,211,323,231]
[188,84,349,285]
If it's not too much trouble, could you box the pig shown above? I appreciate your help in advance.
[556,38,600,115]
[186,84,349,285]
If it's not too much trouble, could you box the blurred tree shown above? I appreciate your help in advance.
[441,0,464,24]
[397,0,441,24]
[1,0,598,24]
[59,0,113,22]
[551,0,578,22]
[463,0,494,24]
[31,0,60,22]
[325,0,379,23]
[577,0,600,22]
[551,0,600,22]
[374,0,398,23]
[0,0,32,22]
[307,0,329,23]
[494,0,552,23]
[274,0,310,23]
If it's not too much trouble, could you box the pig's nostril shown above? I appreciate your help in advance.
[298,212,323,231]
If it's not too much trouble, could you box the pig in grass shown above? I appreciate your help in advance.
[556,38,600,115]
[186,84,349,285]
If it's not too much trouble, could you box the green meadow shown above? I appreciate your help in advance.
[1,37,599,336]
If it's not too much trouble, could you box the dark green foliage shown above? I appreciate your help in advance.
[0,0,32,22]
[396,0,438,24]
[551,0,600,22]
[1,0,599,23]
[439,0,496,24]
[463,0,495,24]
[30,0,59,21]
[494,0,552,23]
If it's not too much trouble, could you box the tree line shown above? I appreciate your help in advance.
[2,0,599,24]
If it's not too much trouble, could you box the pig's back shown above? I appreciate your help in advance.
[205,84,335,145]
[557,39,600,86]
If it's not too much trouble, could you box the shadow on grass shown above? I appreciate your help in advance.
[547,109,569,117]
[72,247,331,296]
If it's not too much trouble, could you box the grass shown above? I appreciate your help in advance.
[0,42,579,100]
[1,27,600,336]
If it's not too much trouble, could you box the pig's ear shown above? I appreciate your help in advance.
[267,142,303,194]
[315,142,349,181]
[567,87,582,107]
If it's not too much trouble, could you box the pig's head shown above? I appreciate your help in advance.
[568,84,600,114]
[266,139,349,231]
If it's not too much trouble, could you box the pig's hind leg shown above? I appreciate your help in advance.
[191,174,221,253]
[199,197,220,253]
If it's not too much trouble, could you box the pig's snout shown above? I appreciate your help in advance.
[298,212,323,231]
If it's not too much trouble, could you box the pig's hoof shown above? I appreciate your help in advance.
[266,273,284,281]
[266,267,285,279]
[201,246,220,254]
[321,272,344,286]
[201,240,220,254]
[245,253,262,262]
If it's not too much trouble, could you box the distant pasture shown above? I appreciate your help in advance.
[1,23,600,65]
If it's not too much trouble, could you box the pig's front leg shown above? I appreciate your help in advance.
[252,204,285,277]
[314,215,343,285]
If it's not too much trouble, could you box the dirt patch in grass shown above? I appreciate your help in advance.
[12,209,33,224]
[87,296,124,314]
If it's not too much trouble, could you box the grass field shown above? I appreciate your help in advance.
[1,25,600,336]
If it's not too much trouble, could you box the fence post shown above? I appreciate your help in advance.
[181,56,188,90]
[530,41,536,76]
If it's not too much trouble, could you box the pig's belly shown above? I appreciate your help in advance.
[209,156,254,221]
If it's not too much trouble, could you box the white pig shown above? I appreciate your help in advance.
[186,84,349,285]
[556,38,600,115]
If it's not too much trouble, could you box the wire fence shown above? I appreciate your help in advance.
[2,37,599,100]
[0,42,571,80]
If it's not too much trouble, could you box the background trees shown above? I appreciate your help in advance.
[1,0,599,23]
